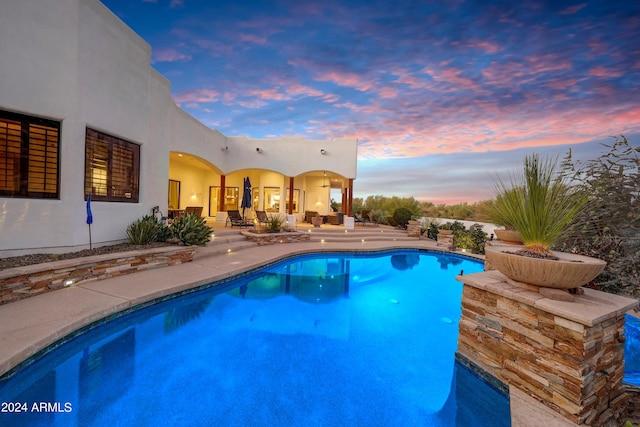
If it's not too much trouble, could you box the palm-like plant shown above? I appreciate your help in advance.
[488,153,588,257]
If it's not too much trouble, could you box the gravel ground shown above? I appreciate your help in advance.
[0,242,174,271]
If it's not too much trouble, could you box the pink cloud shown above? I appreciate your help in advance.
[588,66,624,78]
[285,83,324,98]
[466,39,503,54]
[151,48,191,63]
[192,39,234,57]
[378,86,399,99]
[172,88,220,106]
[239,34,268,45]
[247,88,288,101]
[313,70,377,92]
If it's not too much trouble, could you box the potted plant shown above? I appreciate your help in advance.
[311,214,323,228]
[485,153,606,289]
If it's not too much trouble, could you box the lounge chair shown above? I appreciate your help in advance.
[226,210,253,228]
[255,210,270,225]
[362,210,378,227]
[354,212,370,226]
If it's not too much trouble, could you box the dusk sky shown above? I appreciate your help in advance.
[101,0,640,204]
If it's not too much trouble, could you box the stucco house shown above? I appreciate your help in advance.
[0,0,358,257]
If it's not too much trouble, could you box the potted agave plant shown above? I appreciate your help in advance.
[485,153,606,289]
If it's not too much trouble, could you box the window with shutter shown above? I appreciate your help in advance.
[84,129,140,202]
[0,110,60,199]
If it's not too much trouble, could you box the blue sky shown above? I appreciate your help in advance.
[101,0,640,204]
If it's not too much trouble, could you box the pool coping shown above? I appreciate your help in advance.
[1,238,478,380]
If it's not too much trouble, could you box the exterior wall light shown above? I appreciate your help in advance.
[320,149,326,154]
[256,147,262,153]
[221,146,228,151]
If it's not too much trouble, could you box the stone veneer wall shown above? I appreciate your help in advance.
[0,247,196,305]
[457,270,638,426]
[406,221,422,238]
[241,231,311,246]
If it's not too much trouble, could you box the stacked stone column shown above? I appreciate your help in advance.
[456,270,638,426]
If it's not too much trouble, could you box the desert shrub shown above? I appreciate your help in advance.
[170,213,213,246]
[267,214,284,233]
[467,223,488,254]
[428,223,440,239]
[556,135,640,296]
[438,221,487,254]
[126,215,171,245]
[392,207,413,229]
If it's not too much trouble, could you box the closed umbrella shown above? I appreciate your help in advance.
[86,194,93,249]
[241,177,252,218]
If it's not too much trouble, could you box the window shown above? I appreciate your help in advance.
[85,129,140,202]
[264,187,280,212]
[285,188,300,213]
[224,187,239,211]
[0,110,60,199]
[168,179,180,209]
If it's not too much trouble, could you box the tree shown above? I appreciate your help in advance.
[557,135,640,296]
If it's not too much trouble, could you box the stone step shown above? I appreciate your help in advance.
[194,239,258,259]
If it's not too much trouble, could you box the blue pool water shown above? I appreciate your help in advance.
[625,315,640,386]
[0,250,511,426]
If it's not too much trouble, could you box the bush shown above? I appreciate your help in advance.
[467,223,488,254]
[266,214,284,233]
[438,221,488,254]
[392,207,413,229]
[556,135,640,296]
[126,215,171,245]
[170,213,213,246]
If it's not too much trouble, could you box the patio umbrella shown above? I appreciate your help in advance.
[86,194,93,249]
[241,176,252,218]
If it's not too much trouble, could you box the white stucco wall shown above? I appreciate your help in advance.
[0,0,358,256]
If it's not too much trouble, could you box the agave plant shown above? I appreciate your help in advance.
[266,214,284,233]
[170,213,213,246]
[488,153,588,257]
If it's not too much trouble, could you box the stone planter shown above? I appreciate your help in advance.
[437,229,453,246]
[484,244,606,289]
[311,216,323,228]
[493,229,522,244]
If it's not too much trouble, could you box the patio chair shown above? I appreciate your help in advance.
[226,210,253,228]
[362,210,377,227]
[354,212,371,226]
[255,210,270,225]
[184,206,203,218]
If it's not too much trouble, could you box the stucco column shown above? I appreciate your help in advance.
[348,179,354,216]
[219,175,226,212]
[288,177,294,215]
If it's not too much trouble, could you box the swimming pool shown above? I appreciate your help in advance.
[0,250,511,426]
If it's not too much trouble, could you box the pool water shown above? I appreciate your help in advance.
[1,250,511,426]
[624,315,640,386]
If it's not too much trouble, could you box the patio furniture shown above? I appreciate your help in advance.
[354,212,370,226]
[304,211,319,223]
[255,210,270,225]
[362,210,377,226]
[327,213,344,225]
[184,206,203,218]
[226,210,253,228]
